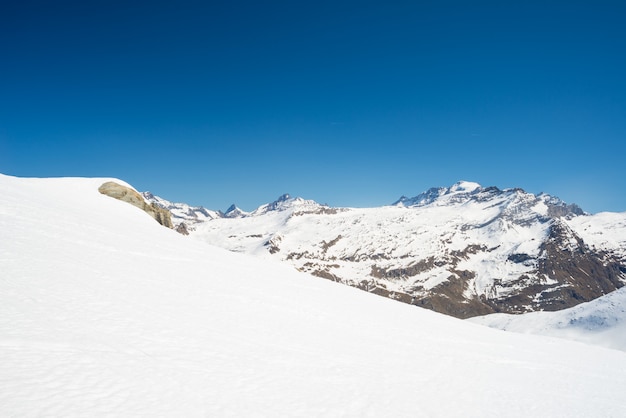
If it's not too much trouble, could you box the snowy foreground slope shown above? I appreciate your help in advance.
[2,175,626,417]
[469,286,626,352]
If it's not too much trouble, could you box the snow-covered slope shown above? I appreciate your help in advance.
[566,210,626,261]
[469,286,626,352]
[3,173,626,417]
[167,182,626,318]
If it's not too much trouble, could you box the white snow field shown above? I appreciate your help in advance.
[2,174,626,417]
[469,286,626,352]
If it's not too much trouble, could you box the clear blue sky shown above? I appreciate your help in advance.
[1,1,625,213]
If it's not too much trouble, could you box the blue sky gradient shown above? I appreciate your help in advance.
[1,1,625,213]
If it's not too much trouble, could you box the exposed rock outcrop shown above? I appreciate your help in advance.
[175,222,190,235]
[99,182,173,229]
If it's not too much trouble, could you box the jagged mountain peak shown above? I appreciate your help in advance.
[538,193,586,218]
[267,193,295,211]
[224,204,247,218]
[394,180,484,207]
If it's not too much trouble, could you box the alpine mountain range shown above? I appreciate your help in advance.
[141,181,626,319]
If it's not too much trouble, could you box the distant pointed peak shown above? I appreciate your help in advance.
[266,193,296,210]
[223,204,247,218]
[393,195,409,206]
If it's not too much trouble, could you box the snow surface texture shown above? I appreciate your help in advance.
[469,286,626,352]
[2,174,626,417]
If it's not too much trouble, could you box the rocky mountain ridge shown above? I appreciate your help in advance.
[144,181,626,318]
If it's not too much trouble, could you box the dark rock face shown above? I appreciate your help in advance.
[547,203,585,218]
[175,222,190,235]
[473,222,625,316]
[533,222,624,308]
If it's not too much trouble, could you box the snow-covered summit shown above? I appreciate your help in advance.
[393,180,485,207]
[250,193,326,216]
[393,181,584,221]
[449,180,481,193]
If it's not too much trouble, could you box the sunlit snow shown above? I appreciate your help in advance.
[2,174,626,417]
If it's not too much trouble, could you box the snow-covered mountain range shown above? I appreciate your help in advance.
[144,181,626,319]
[4,173,626,416]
